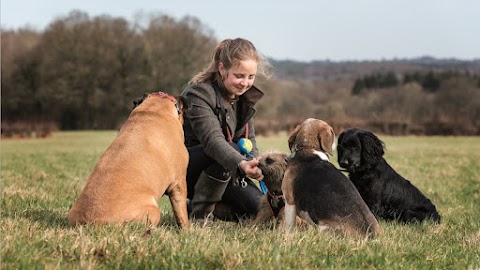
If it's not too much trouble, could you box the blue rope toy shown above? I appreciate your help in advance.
[238,138,268,195]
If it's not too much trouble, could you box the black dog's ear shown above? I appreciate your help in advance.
[336,131,346,158]
[337,129,349,146]
[359,130,385,166]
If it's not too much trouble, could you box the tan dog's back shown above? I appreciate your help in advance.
[68,94,188,227]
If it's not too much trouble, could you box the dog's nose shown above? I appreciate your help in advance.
[339,159,349,168]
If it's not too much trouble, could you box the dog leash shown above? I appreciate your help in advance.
[239,125,267,194]
[237,125,268,194]
[214,82,265,192]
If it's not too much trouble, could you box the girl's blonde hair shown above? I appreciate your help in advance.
[189,38,273,86]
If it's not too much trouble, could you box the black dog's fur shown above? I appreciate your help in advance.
[337,128,441,223]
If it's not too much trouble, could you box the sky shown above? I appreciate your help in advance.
[1,0,479,62]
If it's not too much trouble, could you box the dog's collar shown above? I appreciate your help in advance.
[267,191,285,218]
[268,189,283,197]
[291,144,329,161]
[151,92,180,114]
[290,144,299,157]
[313,150,329,161]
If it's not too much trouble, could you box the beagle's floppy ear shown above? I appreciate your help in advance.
[318,125,335,156]
[288,124,302,151]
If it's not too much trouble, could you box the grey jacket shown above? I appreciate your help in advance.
[182,80,264,174]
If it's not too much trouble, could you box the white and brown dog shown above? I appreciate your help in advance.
[68,92,189,228]
[282,118,380,237]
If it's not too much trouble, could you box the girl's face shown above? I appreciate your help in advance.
[219,59,258,99]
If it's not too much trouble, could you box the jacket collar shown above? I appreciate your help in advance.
[240,85,264,107]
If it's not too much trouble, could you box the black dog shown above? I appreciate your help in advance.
[337,128,441,223]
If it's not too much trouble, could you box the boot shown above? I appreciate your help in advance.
[190,171,230,220]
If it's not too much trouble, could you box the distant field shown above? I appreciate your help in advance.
[1,131,479,269]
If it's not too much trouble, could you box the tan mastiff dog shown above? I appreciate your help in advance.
[68,92,189,228]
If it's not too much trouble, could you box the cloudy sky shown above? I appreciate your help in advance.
[2,0,479,61]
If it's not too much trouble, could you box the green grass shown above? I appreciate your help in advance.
[2,131,480,269]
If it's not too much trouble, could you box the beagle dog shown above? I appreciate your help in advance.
[281,118,380,238]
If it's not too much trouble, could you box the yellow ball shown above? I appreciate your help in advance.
[238,138,253,154]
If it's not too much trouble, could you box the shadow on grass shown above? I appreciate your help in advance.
[2,199,187,231]
[7,208,71,229]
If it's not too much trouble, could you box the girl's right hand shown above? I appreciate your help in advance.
[239,159,263,180]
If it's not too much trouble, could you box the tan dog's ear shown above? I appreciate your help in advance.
[176,96,189,124]
[319,125,335,156]
[288,124,301,151]
[177,96,186,110]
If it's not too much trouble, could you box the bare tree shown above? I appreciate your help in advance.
[434,76,480,134]
[141,13,217,95]
[36,11,144,129]
[1,28,42,123]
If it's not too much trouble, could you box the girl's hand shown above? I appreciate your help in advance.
[239,159,263,180]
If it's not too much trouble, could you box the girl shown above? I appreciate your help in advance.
[182,38,272,221]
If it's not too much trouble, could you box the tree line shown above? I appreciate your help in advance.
[352,70,479,94]
[2,10,480,137]
[1,10,216,134]
[254,70,480,136]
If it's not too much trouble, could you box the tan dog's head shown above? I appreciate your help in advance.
[288,118,336,156]
[258,151,289,195]
[133,92,188,124]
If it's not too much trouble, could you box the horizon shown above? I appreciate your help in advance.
[269,55,480,63]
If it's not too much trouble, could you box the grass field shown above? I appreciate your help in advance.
[1,131,479,269]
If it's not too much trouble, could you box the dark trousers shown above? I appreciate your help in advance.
[186,144,262,221]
